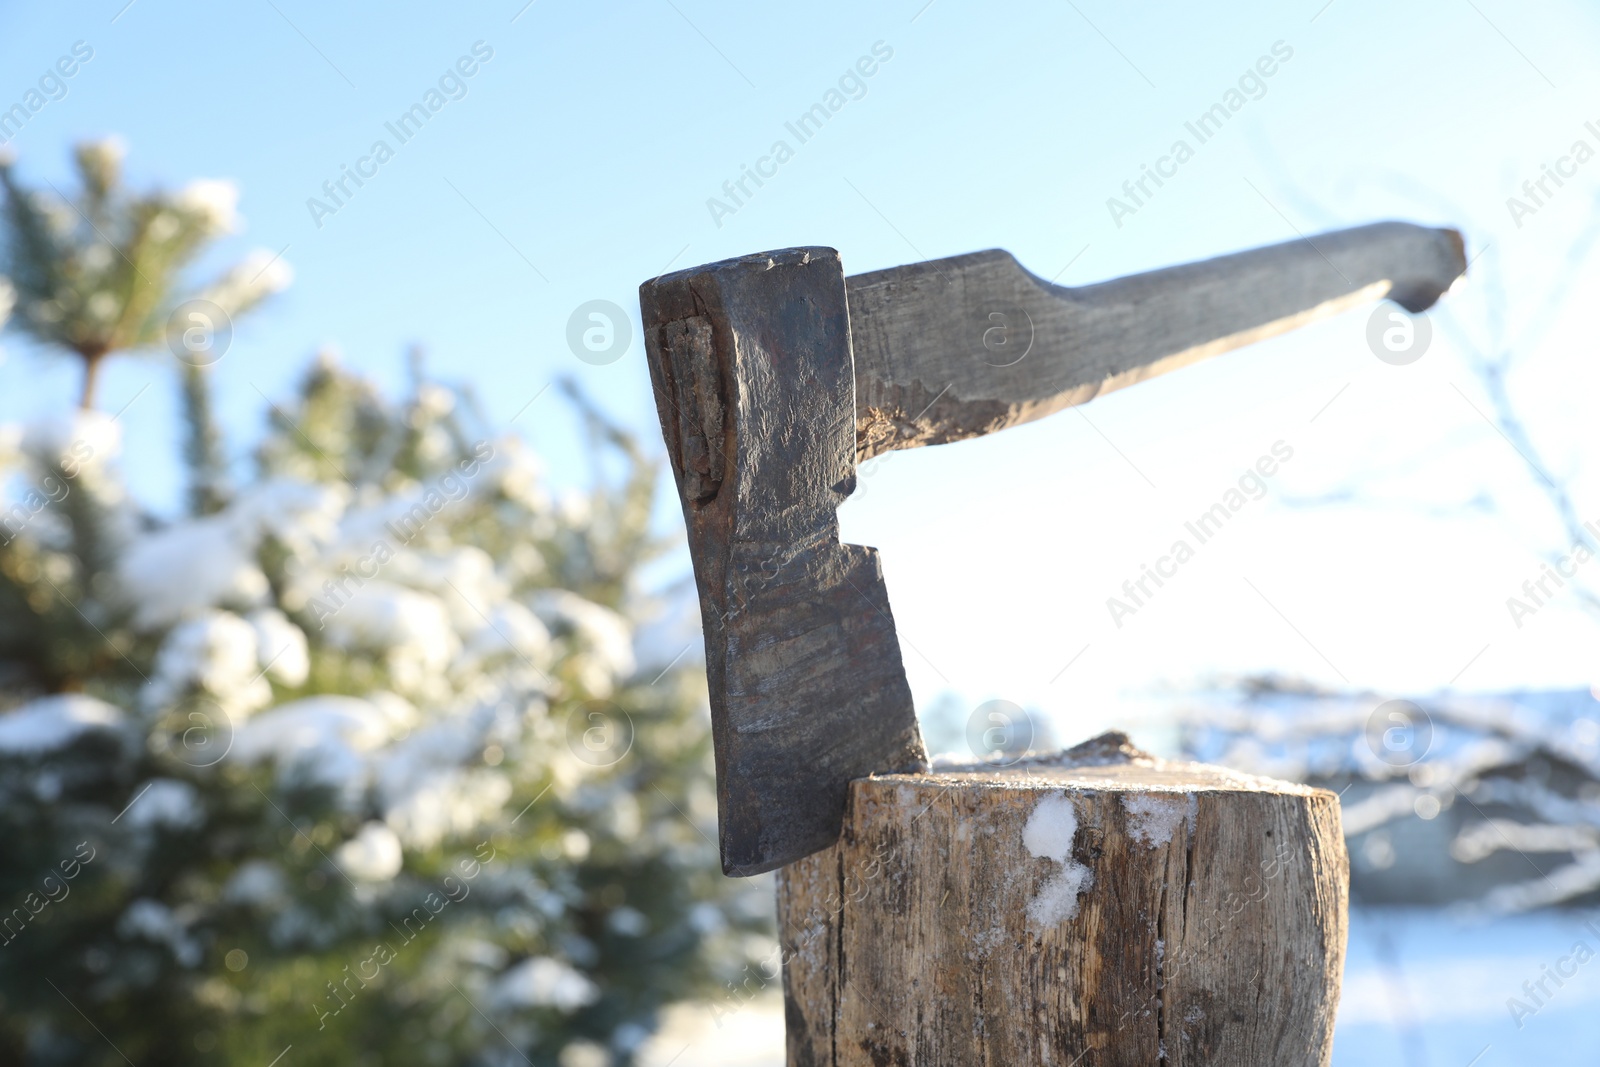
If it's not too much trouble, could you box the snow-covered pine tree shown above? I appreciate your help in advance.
[0,142,772,1067]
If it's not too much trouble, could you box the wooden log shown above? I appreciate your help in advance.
[776,733,1348,1066]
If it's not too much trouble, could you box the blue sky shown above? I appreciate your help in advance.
[2,0,1598,742]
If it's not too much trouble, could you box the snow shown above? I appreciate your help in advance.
[622,907,1600,1067]
[230,694,408,787]
[0,694,124,754]
[383,769,512,851]
[0,423,22,472]
[1480,853,1600,914]
[451,939,509,971]
[116,479,347,633]
[458,600,551,668]
[607,906,648,937]
[117,897,202,967]
[319,581,457,678]
[492,956,600,1012]
[146,610,270,715]
[240,248,292,294]
[223,860,289,907]
[1028,865,1094,928]
[482,436,550,512]
[248,608,309,687]
[191,247,295,319]
[22,409,121,471]
[292,510,552,688]
[364,690,419,735]
[386,546,504,630]
[558,1041,610,1067]
[227,691,516,846]
[637,996,786,1066]
[1180,684,1600,911]
[1182,686,1600,784]
[118,899,178,942]
[77,136,125,171]
[1123,793,1190,848]
[1333,907,1600,1065]
[688,902,726,936]
[1023,792,1093,926]
[175,178,239,234]
[1023,792,1079,862]
[122,778,202,830]
[335,821,403,882]
[530,589,635,692]
[235,479,348,551]
[118,518,270,630]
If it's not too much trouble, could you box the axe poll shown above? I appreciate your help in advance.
[638,221,1465,876]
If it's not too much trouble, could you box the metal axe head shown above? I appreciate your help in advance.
[639,223,1466,876]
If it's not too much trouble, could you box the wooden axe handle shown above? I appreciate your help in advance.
[848,222,1467,458]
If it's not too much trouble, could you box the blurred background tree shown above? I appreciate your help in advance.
[0,142,771,1067]
[1,139,290,512]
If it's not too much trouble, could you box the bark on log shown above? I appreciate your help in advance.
[776,733,1348,1066]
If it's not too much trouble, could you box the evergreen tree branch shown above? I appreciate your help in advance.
[181,361,231,515]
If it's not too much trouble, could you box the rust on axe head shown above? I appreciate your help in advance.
[639,223,1467,876]
[640,247,927,877]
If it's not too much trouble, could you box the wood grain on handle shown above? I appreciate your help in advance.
[848,222,1467,459]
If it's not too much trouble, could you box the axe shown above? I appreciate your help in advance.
[639,221,1465,876]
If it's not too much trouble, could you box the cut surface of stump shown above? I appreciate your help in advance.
[776,733,1348,1067]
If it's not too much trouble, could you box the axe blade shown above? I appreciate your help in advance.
[640,248,928,877]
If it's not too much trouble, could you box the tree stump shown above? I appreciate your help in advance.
[776,733,1348,1066]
